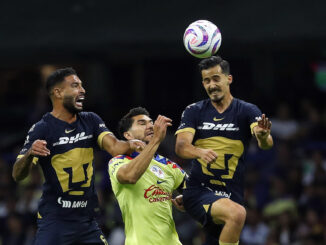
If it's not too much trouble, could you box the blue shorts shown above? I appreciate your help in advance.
[33,218,108,245]
[183,184,225,244]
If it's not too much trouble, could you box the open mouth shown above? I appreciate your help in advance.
[75,96,85,107]
[146,131,154,137]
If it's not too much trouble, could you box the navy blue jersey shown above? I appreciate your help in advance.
[176,98,261,204]
[17,112,111,221]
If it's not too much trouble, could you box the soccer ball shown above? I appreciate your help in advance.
[183,20,222,58]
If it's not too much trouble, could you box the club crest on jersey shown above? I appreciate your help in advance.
[197,123,239,131]
[53,132,93,146]
[150,165,165,179]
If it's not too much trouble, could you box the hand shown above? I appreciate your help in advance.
[172,195,185,212]
[128,139,146,152]
[255,114,272,140]
[153,115,172,143]
[29,140,50,157]
[197,148,218,164]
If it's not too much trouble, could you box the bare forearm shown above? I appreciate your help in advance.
[175,141,201,159]
[118,139,160,184]
[12,151,34,182]
[109,139,131,156]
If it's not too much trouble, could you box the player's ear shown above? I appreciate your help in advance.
[53,87,63,99]
[228,75,233,85]
[123,132,133,141]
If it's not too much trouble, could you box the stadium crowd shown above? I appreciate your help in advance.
[0,69,326,245]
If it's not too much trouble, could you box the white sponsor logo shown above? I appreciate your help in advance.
[150,165,165,179]
[28,124,36,133]
[53,132,93,146]
[197,123,239,131]
[24,135,30,146]
[99,123,106,128]
[214,191,232,198]
[177,123,186,130]
[57,197,88,208]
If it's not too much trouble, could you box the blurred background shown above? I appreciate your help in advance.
[1,0,326,244]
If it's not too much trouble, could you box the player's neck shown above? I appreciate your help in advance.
[51,106,77,124]
[211,94,233,114]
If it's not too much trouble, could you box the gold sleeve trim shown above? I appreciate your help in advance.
[250,122,258,135]
[175,127,196,135]
[97,131,112,149]
[32,157,39,165]
[16,155,38,165]
[17,155,24,159]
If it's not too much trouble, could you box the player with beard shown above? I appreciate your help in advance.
[175,56,273,245]
[108,107,186,245]
[12,68,144,245]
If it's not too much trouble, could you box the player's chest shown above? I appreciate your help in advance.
[195,113,247,139]
[141,163,174,191]
[47,124,95,151]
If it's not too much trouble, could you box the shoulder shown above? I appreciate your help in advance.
[79,111,106,125]
[182,100,210,118]
[184,99,209,111]
[28,117,48,134]
[78,111,100,119]
[234,98,260,111]
[108,155,133,176]
[110,155,133,162]
[155,155,185,174]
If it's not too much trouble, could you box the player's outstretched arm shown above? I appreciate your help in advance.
[254,114,274,150]
[175,132,217,163]
[116,115,172,184]
[12,140,50,182]
[102,134,145,157]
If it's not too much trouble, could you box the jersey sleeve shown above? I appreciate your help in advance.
[175,103,198,135]
[245,103,262,135]
[16,122,46,164]
[108,155,130,183]
[166,159,186,190]
[89,112,114,149]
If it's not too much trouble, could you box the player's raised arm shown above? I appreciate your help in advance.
[12,140,50,182]
[175,131,218,164]
[101,134,145,156]
[116,115,172,184]
[253,114,274,150]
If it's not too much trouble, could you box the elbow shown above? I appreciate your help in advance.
[12,174,17,182]
[175,142,184,157]
[12,172,22,182]
[117,173,139,184]
[126,177,138,184]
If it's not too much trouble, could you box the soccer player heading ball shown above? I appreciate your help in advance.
[175,56,273,245]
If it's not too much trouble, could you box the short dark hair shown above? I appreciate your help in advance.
[45,67,77,94]
[198,55,230,75]
[118,107,150,140]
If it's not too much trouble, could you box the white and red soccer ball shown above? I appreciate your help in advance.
[183,20,222,58]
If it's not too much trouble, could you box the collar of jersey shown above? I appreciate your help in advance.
[130,151,169,165]
[45,112,79,127]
